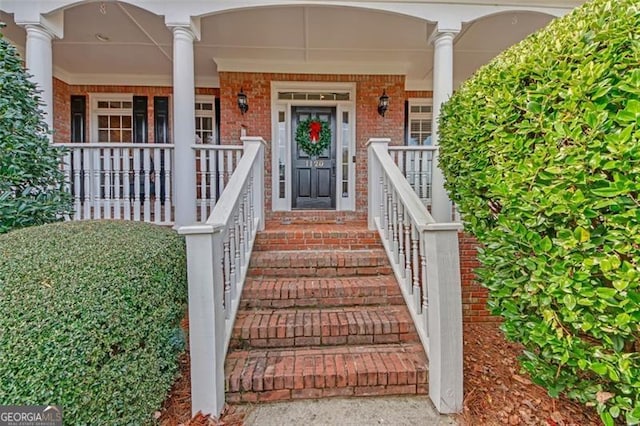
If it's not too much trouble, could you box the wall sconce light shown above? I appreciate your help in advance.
[237,88,249,115]
[377,90,389,117]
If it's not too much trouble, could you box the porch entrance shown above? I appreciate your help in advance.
[292,106,336,209]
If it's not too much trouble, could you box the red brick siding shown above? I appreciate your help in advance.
[459,233,495,323]
[218,72,405,219]
[51,78,217,143]
[404,90,433,99]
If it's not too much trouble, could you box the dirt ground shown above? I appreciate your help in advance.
[157,321,601,426]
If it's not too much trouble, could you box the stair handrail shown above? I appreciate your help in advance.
[178,136,266,418]
[368,138,463,414]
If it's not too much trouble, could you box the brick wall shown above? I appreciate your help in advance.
[459,233,494,323]
[218,72,405,219]
[51,78,217,143]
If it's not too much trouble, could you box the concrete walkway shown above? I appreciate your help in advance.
[243,396,458,426]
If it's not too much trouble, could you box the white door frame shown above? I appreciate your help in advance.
[271,81,356,212]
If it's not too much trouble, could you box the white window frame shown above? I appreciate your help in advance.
[194,95,216,144]
[90,93,134,143]
[407,98,433,146]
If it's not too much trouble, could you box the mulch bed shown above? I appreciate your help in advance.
[158,319,601,425]
[459,323,601,426]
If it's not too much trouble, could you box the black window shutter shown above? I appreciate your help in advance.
[70,95,86,142]
[215,96,221,144]
[404,100,409,145]
[133,96,148,143]
[154,96,169,143]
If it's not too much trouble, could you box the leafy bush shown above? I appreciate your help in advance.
[438,0,639,424]
[0,29,72,233]
[0,221,187,424]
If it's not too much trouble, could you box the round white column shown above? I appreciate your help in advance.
[431,32,456,223]
[25,24,54,134]
[172,26,197,227]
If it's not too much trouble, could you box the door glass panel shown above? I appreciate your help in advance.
[278,110,286,199]
[341,111,350,198]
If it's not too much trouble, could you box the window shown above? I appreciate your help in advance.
[94,97,133,143]
[407,99,433,146]
[195,96,216,144]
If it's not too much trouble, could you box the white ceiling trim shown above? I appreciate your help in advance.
[51,69,220,88]
[214,58,410,75]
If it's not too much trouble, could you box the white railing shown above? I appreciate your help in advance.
[59,143,174,224]
[178,137,265,417]
[368,138,463,414]
[388,146,436,208]
[193,145,244,221]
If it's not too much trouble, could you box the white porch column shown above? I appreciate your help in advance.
[24,25,55,134]
[430,26,459,223]
[171,25,198,227]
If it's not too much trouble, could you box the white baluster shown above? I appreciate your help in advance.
[154,148,161,223]
[72,150,81,220]
[412,224,421,310]
[143,149,151,222]
[113,148,121,219]
[123,148,131,220]
[209,149,217,213]
[398,202,405,278]
[83,148,91,219]
[404,214,412,294]
[163,148,172,223]
[103,148,112,219]
[391,188,399,263]
[223,233,231,316]
[421,233,428,324]
[93,148,102,219]
[199,150,207,221]
[133,148,141,220]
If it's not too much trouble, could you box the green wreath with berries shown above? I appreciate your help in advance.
[295,117,331,158]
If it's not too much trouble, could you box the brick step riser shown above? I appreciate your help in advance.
[240,294,405,309]
[230,331,419,350]
[254,232,382,252]
[227,383,427,403]
[248,265,393,278]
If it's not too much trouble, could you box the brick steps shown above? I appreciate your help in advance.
[225,343,428,403]
[240,276,404,309]
[254,223,381,251]
[230,306,418,349]
[227,220,427,404]
[248,249,392,277]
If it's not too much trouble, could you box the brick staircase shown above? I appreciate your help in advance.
[225,220,428,403]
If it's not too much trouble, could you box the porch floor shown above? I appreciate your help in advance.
[225,221,428,403]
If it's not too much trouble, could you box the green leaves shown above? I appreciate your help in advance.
[0,222,187,424]
[0,32,72,233]
[438,0,640,423]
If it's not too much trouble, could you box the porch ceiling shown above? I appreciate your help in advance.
[1,2,556,89]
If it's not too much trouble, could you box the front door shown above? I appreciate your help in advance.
[292,106,336,209]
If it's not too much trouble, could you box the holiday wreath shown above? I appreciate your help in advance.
[295,117,331,157]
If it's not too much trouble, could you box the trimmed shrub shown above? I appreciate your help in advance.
[0,29,72,233]
[0,221,187,424]
[438,0,639,424]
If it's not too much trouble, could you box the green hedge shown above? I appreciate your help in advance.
[0,221,187,424]
[438,0,639,424]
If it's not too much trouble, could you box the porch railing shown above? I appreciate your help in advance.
[368,138,463,414]
[59,143,245,225]
[178,137,265,417]
[193,145,244,221]
[59,143,175,224]
[388,146,436,208]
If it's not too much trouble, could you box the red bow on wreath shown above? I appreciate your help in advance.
[309,121,322,143]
